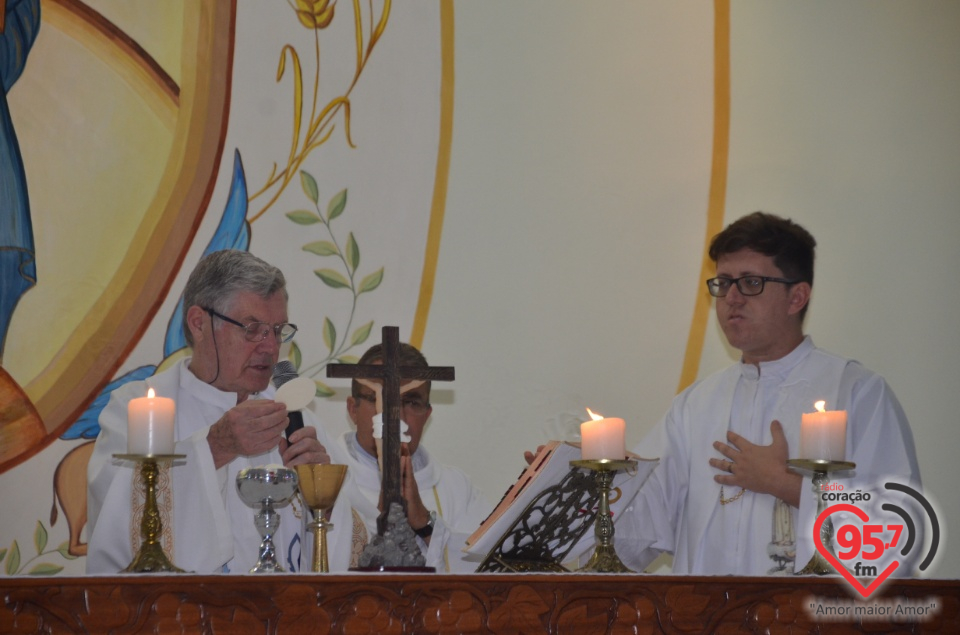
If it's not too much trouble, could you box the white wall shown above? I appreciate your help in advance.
[424,0,960,577]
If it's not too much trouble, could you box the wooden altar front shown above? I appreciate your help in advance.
[2,574,957,633]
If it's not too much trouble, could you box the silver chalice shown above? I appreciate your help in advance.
[236,466,299,573]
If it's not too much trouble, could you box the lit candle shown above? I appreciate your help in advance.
[580,408,626,460]
[799,400,847,461]
[128,388,176,455]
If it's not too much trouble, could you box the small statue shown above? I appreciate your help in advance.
[358,502,427,569]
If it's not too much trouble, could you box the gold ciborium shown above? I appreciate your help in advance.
[295,464,348,573]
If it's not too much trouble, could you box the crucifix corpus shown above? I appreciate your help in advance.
[327,326,454,569]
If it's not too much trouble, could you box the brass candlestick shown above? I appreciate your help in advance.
[113,454,187,573]
[787,458,856,575]
[295,464,347,573]
[570,458,637,573]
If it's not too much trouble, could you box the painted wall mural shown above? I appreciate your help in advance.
[0,0,446,574]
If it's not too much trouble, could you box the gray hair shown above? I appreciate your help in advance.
[181,250,287,346]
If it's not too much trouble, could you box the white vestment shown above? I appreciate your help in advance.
[616,337,921,575]
[86,358,357,574]
[338,431,491,572]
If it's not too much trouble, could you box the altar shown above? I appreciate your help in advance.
[2,574,957,633]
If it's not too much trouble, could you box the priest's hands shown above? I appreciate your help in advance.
[280,426,331,467]
[207,399,330,469]
[710,420,802,508]
[208,400,288,469]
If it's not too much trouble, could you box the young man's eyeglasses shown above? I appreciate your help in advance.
[705,275,799,298]
[355,392,431,416]
[205,308,298,343]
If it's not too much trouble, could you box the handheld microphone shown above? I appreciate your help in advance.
[272,360,311,440]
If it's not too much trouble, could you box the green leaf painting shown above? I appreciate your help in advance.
[303,240,339,256]
[4,541,19,575]
[288,179,385,387]
[0,522,76,577]
[314,380,336,398]
[288,341,303,369]
[34,522,47,554]
[242,3,393,400]
[28,563,64,576]
[286,210,322,225]
[56,543,78,560]
[351,321,373,346]
[301,171,320,204]
[358,268,384,294]
[327,189,347,221]
[322,317,336,353]
[345,232,360,272]
[315,268,350,289]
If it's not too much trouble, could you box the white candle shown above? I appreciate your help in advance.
[580,408,626,460]
[128,388,176,455]
[799,400,847,461]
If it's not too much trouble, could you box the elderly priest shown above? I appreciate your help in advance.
[86,250,357,573]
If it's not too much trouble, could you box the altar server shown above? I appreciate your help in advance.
[338,342,491,572]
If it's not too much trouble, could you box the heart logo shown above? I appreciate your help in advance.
[813,503,900,599]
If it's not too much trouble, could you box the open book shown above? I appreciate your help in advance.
[464,440,658,561]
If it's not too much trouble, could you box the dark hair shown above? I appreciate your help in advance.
[708,211,817,286]
[351,342,429,398]
[181,250,287,346]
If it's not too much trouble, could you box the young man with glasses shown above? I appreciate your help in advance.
[338,342,490,572]
[609,212,921,576]
[87,250,353,573]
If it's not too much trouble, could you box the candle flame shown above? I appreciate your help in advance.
[814,400,826,413]
[147,388,156,399]
[586,407,604,421]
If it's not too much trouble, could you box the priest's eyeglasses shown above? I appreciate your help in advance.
[705,275,799,298]
[205,308,298,343]
[356,392,431,416]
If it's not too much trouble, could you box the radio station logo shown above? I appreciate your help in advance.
[813,482,939,599]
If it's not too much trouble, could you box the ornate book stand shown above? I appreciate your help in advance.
[477,467,599,572]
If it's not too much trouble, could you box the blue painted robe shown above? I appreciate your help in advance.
[0,0,41,355]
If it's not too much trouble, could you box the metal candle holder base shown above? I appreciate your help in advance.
[113,454,187,573]
[570,458,637,573]
[787,458,856,575]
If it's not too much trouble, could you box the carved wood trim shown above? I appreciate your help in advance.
[2,574,957,633]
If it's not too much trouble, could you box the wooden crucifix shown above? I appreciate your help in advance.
[327,326,455,539]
